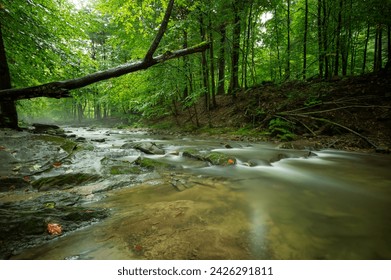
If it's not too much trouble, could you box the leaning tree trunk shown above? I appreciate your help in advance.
[0,22,18,129]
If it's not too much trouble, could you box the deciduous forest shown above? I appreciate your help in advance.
[1,0,391,262]
[1,0,390,147]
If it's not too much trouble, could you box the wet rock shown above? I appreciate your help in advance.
[0,134,76,177]
[134,142,165,155]
[171,178,187,191]
[0,177,31,192]
[31,124,67,137]
[91,138,106,143]
[204,152,236,166]
[120,142,135,149]
[0,192,108,259]
[182,150,236,166]
[31,123,59,133]
[32,173,101,191]
[181,149,204,161]
[247,159,272,167]
[135,157,175,171]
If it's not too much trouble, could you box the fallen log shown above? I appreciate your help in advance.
[0,42,210,101]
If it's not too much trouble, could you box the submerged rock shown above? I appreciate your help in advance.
[0,192,109,259]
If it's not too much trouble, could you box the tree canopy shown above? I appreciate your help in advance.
[0,0,390,127]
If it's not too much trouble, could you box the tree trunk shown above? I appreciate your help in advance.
[0,22,18,129]
[199,14,210,111]
[317,0,324,78]
[323,0,330,79]
[388,24,391,69]
[285,0,291,80]
[334,0,343,77]
[229,0,241,98]
[242,1,253,88]
[182,29,189,99]
[208,14,217,108]
[374,26,382,71]
[362,23,370,74]
[0,43,210,101]
[274,7,282,80]
[303,0,309,80]
[217,23,226,95]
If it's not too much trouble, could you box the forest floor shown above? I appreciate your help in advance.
[147,72,391,153]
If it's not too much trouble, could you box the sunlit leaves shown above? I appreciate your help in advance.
[1,0,89,87]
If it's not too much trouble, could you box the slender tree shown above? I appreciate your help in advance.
[303,0,309,80]
[229,0,241,97]
[0,22,17,128]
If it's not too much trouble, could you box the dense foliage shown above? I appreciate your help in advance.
[1,0,390,125]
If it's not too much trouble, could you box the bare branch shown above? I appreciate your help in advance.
[144,0,175,62]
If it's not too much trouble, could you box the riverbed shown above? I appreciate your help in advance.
[1,127,390,259]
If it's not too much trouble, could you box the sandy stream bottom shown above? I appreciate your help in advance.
[11,177,261,260]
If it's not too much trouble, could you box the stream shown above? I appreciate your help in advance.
[1,126,391,259]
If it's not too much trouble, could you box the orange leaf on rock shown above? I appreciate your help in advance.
[47,223,62,235]
[227,159,235,165]
[134,244,143,252]
[52,162,62,168]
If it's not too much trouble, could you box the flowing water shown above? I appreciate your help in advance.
[3,127,391,260]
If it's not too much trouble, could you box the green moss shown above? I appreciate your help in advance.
[32,173,101,191]
[110,165,142,175]
[135,157,174,170]
[204,152,236,166]
[182,149,204,160]
[32,135,77,154]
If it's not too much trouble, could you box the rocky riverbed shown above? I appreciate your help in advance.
[1,124,391,260]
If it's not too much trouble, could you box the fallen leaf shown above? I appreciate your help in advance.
[47,223,62,235]
[227,159,235,165]
[134,244,143,252]
[53,162,62,168]
[23,176,30,182]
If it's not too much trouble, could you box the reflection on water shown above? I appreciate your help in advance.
[6,128,391,260]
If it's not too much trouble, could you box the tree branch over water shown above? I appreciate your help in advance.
[0,0,209,101]
[0,42,209,101]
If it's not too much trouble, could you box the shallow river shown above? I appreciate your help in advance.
[7,127,391,259]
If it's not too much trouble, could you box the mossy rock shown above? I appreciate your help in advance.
[204,152,236,166]
[110,165,143,175]
[31,135,77,154]
[134,157,175,170]
[32,173,101,191]
[182,149,204,161]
